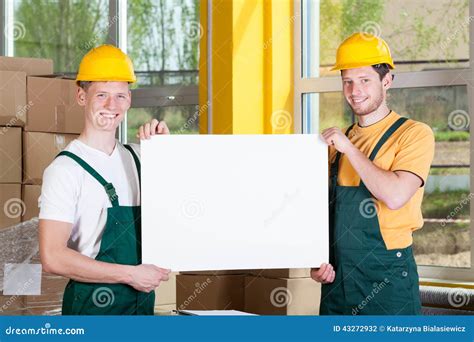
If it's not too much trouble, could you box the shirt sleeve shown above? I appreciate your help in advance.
[390,122,435,187]
[38,162,79,224]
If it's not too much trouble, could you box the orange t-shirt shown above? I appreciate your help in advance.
[329,111,435,250]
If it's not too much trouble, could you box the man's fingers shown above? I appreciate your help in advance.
[321,264,333,281]
[150,119,159,135]
[327,270,336,283]
[314,264,328,279]
[138,126,145,140]
[144,123,151,138]
[160,122,170,134]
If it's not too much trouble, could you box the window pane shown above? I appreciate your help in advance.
[127,0,200,87]
[13,0,109,73]
[304,0,469,77]
[127,105,200,143]
[304,86,471,269]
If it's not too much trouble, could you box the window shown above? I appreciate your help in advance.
[1,0,201,140]
[296,0,473,280]
[11,0,110,73]
[126,0,200,142]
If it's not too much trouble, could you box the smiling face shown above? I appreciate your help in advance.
[77,81,131,132]
[341,66,391,117]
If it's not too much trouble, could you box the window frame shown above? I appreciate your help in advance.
[294,0,474,282]
[0,0,202,141]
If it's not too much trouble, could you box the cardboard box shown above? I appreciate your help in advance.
[0,183,22,229]
[24,273,66,316]
[0,127,22,183]
[21,184,41,221]
[26,76,84,134]
[23,131,78,184]
[24,305,62,316]
[0,71,27,126]
[176,274,245,311]
[0,294,25,315]
[244,276,321,315]
[249,268,311,279]
[180,270,253,276]
[154,304,177,316]
[155,272,177,306]
[0,56,53,76]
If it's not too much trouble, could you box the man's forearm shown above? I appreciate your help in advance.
[344,145,404,209]
[42,247,133,285]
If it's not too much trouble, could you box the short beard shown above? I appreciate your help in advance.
[349,87,384,116]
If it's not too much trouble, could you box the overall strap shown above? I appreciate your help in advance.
[368,117,408,161]
[330,124,355,205]
[330,123,356,182]
[359,116,408,187]
[56,151,120,207]
[124,145,141,187]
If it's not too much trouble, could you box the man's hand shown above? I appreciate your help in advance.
[137,119,170,140]
[127,264,171,293]
[321,127,354,154]
[311,263,335,284]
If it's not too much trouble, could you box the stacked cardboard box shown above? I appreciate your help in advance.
[176,272,247,311]
[24,272,68,316]
[175,268,321,315]
[244,269,321,315]
[0,56,82,315]
[154,272,177,314]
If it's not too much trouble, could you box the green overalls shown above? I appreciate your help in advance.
[59,145,155,315]
[320,117,422,315]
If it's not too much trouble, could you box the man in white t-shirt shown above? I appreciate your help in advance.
[39,45,169,315]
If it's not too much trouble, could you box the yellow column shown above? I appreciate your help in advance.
[199,0,294,134]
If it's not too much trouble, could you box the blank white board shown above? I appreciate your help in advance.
[141,134,328,271]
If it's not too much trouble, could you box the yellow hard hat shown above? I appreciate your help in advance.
[331,32,395,71]
[76,44,136,83]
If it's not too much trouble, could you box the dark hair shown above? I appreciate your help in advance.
[78,81,92,91]
[372,63,394,81]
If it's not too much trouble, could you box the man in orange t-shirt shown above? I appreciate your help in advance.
[311,32,435,315]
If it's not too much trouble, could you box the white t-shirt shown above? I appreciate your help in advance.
[39,139,141,259]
